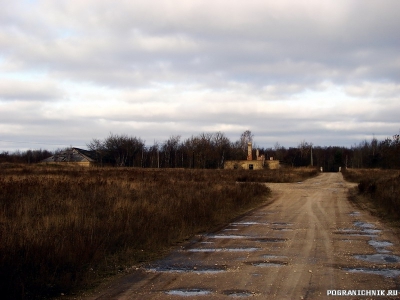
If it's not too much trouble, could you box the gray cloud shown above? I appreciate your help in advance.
[1,0,400,151]
[0,79,64,101]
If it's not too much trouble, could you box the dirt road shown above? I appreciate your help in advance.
[89,173,400,299]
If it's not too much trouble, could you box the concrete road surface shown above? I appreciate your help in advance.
[89,173,400,299]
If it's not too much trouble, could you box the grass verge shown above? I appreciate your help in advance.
[0,165,316,299]
[343,168,400,224]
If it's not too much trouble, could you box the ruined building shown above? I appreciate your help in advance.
[224,142,280,170]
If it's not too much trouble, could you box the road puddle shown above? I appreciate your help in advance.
[187,247,261,253]
[350,221,381,235]
[272,222,293,226]
[334,229,378,237]
[230,222,268,226]
[254,238,287,243]
[272,228,293,231]
[147,265,227,274]
[344,268,400,278]
[349,211,361,216]
[249,260,288,267]
[252,262,287,267]
[207,235,287,243]
[223,289,255,297]
[354,254,400,263]
[354,221,375,229]
[165,289,212,296]
[369,240,393,248]
[208,234,251,239]
[369,239,393,253]
[362,229,381,234]
[262,255,288,260]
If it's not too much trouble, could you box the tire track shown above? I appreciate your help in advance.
[88,173,400,299]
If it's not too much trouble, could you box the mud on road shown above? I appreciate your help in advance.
[88,173,400,299]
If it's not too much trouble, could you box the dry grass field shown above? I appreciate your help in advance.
[343,168,400,221]
[0,164,317,299]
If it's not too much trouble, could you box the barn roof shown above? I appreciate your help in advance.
[41,147,96,163]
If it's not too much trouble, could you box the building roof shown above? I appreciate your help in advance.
[41,147,96,163]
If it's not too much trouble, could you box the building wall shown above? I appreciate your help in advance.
[42,161,95,167]
[224,160,280,170]
[224,160,263,170]
[267,160,280,170]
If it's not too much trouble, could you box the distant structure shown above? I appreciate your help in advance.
[41,147,97,167]
[224,142,280,170]
[247,142,253,160]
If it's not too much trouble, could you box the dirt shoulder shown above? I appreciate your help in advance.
[84,173,400,299]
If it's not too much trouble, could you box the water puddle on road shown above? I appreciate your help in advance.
[165,289,212,296]
[362,229,382,235]
[254,238,288,243]
[147,265,227,274]
[252,262,287,267]
[369,240,393,253]
[223,290,255,297]
[272,228,293,231]
[230,222,268,226]
[349,211,361,217]
[344,268,400,278]
[354,221,375,229]
[354,254,400,263]
[207,234,288,243]
[334,229,379,237]
[369,240,393,248]
[207,234,251,239]
[187,247,261,253]
[262,255,288,260]
[351,221,381,235]
[249,260,288,267]
[272,222,293,226]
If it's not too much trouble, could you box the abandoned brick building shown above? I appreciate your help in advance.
[224,142,280,170]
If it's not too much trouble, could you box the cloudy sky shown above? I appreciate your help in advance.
[1,0,400,151]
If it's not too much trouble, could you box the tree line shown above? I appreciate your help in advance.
[1,131,399,170]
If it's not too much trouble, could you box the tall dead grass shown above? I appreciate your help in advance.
[0,165,318,299]
[0,165,271,299]
[343,168,400,220]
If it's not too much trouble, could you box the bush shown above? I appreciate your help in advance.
[344,168,400,220]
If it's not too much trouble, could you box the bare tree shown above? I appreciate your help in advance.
[87,138,107,166]
[162,135,181,168]
[239,130,254,151]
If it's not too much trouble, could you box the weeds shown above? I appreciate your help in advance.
[0,165,316,299]
[235,167,318,183]
[343,168,400,220]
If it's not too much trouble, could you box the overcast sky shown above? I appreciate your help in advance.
[1,0,400,151]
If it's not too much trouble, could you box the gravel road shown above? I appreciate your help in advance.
[89,173,400,299]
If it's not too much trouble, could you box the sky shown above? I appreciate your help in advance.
[1,0,400,151]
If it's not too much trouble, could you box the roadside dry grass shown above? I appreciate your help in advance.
[0,164,317,299]
[343,168,400,222]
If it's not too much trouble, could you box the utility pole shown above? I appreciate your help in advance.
[310,145,313,167]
